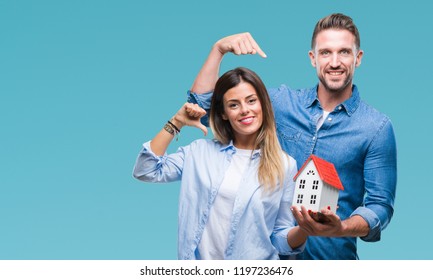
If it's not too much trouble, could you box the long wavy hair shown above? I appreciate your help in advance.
[209,67,286,191]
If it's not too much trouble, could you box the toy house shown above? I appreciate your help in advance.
[292,155,344,214]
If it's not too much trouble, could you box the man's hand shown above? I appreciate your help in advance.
[214,32,267,58]
[291,206,345,237]
[191,32,266,93]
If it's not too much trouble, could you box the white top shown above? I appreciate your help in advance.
[197,148,254,259]
[317,110,330,131]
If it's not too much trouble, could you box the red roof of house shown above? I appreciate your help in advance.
[294,155,344,191]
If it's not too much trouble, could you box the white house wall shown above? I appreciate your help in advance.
[292,161,322,212]
[319,183,339,213]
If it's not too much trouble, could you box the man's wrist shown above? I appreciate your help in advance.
[341,215,370,238]
[211,43,226,58]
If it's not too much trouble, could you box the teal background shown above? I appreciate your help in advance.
[1,0,432,259]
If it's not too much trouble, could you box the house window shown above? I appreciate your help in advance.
[299,179,306,189]
[312,180,319,190]
[297,194,303,204]
[307,170,316,175]
[310,195,317,204]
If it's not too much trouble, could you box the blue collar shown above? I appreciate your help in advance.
[305,84,361,116]
[219,140,261,159]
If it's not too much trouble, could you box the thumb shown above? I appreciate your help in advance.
[194,123,208,136]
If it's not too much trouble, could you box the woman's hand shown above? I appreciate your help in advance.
[171,103,208,136]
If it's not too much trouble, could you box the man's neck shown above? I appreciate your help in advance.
[317,83,353,111]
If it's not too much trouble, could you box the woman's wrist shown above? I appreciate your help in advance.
[170,116,184,131]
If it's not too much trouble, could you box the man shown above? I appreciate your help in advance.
[187,13,397,259]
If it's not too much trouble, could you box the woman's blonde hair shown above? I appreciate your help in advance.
[209,67,286,191]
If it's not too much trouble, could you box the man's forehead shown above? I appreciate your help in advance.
[314,29,356,49]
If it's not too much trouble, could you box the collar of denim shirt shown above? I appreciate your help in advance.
[304,84,361,116]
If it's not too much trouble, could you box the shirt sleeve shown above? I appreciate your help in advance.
[132,140,187,183]
[267,86,281,101]
[187,90,213,127]
[271,156,306,255]
[351,118,397,242]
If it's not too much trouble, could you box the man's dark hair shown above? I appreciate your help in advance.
[311,13,360,50]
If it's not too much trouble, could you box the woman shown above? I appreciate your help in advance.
[133,67,307,259]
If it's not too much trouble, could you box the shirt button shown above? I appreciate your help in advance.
[338,106,342,110]
[327,117,332,121]
[313,136,316,140]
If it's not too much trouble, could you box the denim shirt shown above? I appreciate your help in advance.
[188,84,397,260]
[133,139,303,259]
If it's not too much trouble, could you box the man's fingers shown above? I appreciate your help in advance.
[229,43,242,55]
[221,32,267,57]
[246,32,267,58]
[254,46,267,58]
[240,38,255,55]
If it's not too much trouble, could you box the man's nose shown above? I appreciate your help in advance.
[330,53,341,67]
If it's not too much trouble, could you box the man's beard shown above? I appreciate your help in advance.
[318,72,352,94]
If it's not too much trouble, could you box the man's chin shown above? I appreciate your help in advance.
[323,79,352,93]
[325,83,345,92]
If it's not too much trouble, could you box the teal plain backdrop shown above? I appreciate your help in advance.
[1,0,432,259]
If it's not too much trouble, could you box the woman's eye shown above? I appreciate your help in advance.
[248,99,257,104]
